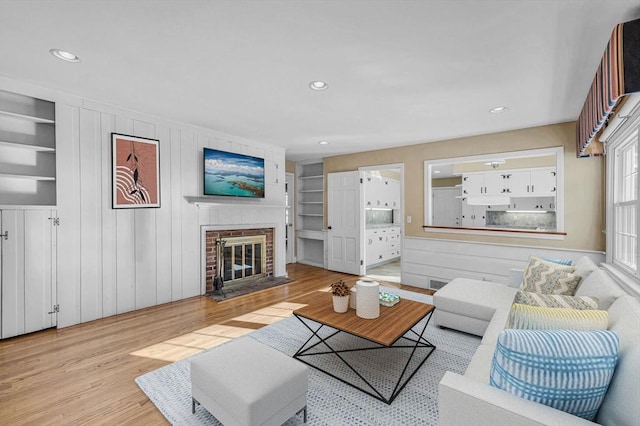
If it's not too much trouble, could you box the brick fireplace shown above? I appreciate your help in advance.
[205,227,274,293]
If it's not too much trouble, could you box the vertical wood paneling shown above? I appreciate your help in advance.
[155,124,172,304]
[115,117,136,314]
[170,128,183,301]
[79,108,103,322]
[55,104,81,328]
[23,210,53,332]
[132,120,157,309]
[100,113,117,317]
[181,131,199,297]
[44,99,287,329]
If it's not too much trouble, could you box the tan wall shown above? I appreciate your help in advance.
[432,176,462,188]
[285,159,296,174]
[323,122,605,252]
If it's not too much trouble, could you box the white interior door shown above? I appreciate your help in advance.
[327,171,364,275]
[1,210,56,339]
[285,172,295,264]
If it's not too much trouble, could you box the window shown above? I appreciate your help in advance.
[607,114,640,281]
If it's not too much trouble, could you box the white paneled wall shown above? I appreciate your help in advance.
[402,237,605,289]
[13,80,289,329]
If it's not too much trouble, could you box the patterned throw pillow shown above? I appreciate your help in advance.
[490,329,619,421]
[514,290,599,310]
[506,303,608,330]
[520,255,581,295]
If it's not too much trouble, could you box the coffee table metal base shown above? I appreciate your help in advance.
[293,311,436,404]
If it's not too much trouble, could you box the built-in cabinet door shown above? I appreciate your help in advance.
[1,209,57,339]
[530,169,557,196]
[509,168,556,197]
[483,172,507,196]
[461,200,486,227]
[462,174,484,196]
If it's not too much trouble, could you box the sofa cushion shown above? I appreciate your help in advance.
[505,303,608,330]
[575,268,626,309]
[513,290,599,310]
[573,256,599,282]
[520,256,581,295]
[541,256,572,265]
[595,295,640,425]
[490,329,619,421]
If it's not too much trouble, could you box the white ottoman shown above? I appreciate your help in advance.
[433,278,517,336]
[191,337,308,426]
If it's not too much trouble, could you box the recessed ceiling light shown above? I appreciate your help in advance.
[489,106,508,113]
[309,81,328,91]
[318,140,329,145]
[50,48,81,63]
[433,170,441,174]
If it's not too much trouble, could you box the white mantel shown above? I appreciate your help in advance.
[185,195,285,209]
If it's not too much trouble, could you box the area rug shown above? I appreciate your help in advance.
[207,275,295,302]
[136,288,481,425]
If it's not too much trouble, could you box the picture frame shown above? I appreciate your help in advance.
[112,133,160,209]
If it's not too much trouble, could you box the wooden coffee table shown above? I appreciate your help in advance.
[293,291,436,404]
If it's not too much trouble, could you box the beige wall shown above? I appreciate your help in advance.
[285,159,296,174]
[323,122,605,252]
[432,176,462,188]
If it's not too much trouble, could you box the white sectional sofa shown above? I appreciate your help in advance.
[434,257,640,426]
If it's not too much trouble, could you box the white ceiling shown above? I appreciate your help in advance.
[1,1,638,161]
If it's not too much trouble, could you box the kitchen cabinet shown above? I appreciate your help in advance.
[462,171,508,196]
[508,168,556,197]
[365,226,401,266]
[461,198,487,227]
[364,173,400,208]
[509,197,555,211]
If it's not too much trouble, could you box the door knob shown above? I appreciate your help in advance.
[0,231,7,240]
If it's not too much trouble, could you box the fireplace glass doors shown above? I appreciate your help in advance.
[222,235,267,282]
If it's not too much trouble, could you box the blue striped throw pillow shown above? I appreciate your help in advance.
[490,329,619,421]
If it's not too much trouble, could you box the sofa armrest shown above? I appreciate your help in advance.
[438,371,597,426]
[508,268,523,288]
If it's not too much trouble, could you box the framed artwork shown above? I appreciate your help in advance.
[112,133,160,208]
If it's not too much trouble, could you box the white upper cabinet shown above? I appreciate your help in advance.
[462,171,508,196]
[364,173,400,208]
[508,167,556,197]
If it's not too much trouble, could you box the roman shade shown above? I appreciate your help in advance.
[576,18,640,157]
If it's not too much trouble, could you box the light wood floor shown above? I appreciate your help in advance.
[0,264,433,425]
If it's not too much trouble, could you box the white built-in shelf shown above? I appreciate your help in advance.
[300,201,323,204]
[0,140,55,152]
[0,173,55,181]
[0,90,57,206]
[0,110,55,124]
[299,189,323,193]
[298,213,323,217]
[299,174,323,180]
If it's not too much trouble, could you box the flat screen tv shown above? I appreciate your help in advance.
[203,148,265,198]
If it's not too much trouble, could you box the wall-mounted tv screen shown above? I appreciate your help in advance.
[203,148,265,198]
